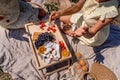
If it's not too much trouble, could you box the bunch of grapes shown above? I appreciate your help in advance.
[35,32,55,49]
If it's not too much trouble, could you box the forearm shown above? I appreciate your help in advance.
[83,18,115,38]
[59,0,86,16]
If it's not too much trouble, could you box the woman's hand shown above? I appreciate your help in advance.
[73,27,88,37]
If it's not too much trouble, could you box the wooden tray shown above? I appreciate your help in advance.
[25,21,72,70]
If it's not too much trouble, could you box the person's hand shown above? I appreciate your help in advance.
[73,27,87,37]
[49,11,61,21]
[61,24,75,36]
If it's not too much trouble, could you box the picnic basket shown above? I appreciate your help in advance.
[82,62,118,80]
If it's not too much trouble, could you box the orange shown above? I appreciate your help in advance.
[75,52,82,59]
[82,66,88,72]
[38,46,46,54]
[79,59,86,66]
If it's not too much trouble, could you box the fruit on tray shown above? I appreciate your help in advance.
[33,21,71,63]
[39,22,46,29]
[59,41,66,50]
[32,32,41,41]
[35,32,55,49]
[61,49,70,57]
[38,46,46,54]
[47,26,56,33]
[39,21,57,33]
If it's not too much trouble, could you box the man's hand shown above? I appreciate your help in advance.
[49,11,62,21]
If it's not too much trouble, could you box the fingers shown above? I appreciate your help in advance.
[67,31,75,37]
[74,30,87,37]
[49,11,58,21]
[73,33,82,37]
[49,11,61,21]
[60,25,75,37]
[73,27,88,37]
[49,11,54,22]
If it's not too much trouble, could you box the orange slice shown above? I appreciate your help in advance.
[61,49,70,57]
[38,46,46,54]
[32,32,41,41]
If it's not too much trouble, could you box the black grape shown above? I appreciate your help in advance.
[35,32,55,49]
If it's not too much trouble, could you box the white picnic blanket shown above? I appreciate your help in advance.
[0,0,120,80]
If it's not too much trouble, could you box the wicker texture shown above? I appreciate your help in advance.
[83,62,118,80]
